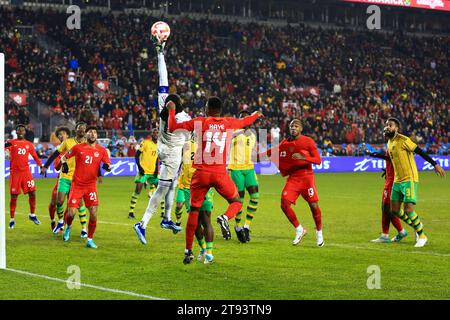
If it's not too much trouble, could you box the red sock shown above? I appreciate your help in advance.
[185,212,199,251]
[28,194,36,214]
[224,201,242,220]
[10,197,18,219]
[49,204,56,220]
[64,208,68,221]
[382,211,390,234]
[88,219,97,239]
[281,199,300,228]
[311,206,322,231]
[391,216,403,233]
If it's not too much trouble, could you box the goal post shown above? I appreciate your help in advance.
[0,52,6,269]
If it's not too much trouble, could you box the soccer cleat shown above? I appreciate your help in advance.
[63,226,71,242]
[29,215,40,225]
[204,254,214,265]
[183,250,194,265]
[217,215,231,240]
[292,227,307,245]
[9,220,15,229]
[316,230,325,247]
[51,221,56,231]
[371,234,391,243]
[128,213,136,219]
[52,221,64,234]
[235,226,247,243]
[133,223,147,245]
[197,248,206,262]
[172,222,182,234]
[81,229,88,239]
[86,239,98,249]
[243,227,251,242]
[414,235,428,248]
[160,219,182,233]
[391,230,408,242]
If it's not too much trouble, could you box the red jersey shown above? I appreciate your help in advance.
[65,143,110,187]
[168,109,259,173]
[266,135,321,177]
[6,139,42,172]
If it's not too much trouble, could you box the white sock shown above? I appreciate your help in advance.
[296,225,303,233]
[58,219,64,224]
[141,183,170,229]
[244,224,250,229]
[29,213,36,217]
[381,233,389,238]
[10,218,15,222]
[163,180,177,221]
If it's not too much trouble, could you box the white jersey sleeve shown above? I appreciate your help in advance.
[157,52,169,113]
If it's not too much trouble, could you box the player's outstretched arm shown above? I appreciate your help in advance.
[230,111,263,130]
[414,146,446,177]
[42,149,61,175]
[29,143,43,168]
[157,45,169,114]
[368,151,388,160]
[167,103,195,133]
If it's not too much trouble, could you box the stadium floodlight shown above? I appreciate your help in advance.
[1,53,5,269]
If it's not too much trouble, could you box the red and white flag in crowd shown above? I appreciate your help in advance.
[305,87,320,96]
[94,80,110,92]
[8,93,27,106]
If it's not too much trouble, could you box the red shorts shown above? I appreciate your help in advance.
[190,170,238,208]
[282,174,319,205]
[51,180,59,201]
[68,183,98,208]
[382,182,393,205]
[9,170,36,195]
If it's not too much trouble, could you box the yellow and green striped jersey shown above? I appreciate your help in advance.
[387,133,419,183]
[57,137,84,180]
[228,130,256,170]
[178,140,197,189]
[138,139,158,175]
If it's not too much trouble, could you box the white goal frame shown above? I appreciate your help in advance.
[1,53,6,269]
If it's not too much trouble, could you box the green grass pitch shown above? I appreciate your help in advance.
[1,172,449,300]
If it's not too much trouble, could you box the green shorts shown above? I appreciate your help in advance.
[391,181,418,204]
[134,173,159,185]
[176,188,214,212]
[230,169,258,192]
[57,178,72,194]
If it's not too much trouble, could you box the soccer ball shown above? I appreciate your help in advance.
[151,21,171,42]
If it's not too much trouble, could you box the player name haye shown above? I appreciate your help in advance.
[177,304,272,318]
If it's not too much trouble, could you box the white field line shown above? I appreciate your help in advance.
[4,268,166,300]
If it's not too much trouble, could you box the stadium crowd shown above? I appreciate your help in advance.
[2,6,449,157]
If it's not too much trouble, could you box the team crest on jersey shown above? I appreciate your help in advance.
[25,145,29,149]
[94,152,100,158]
[12,188,16,192]
[72,199,77,204]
